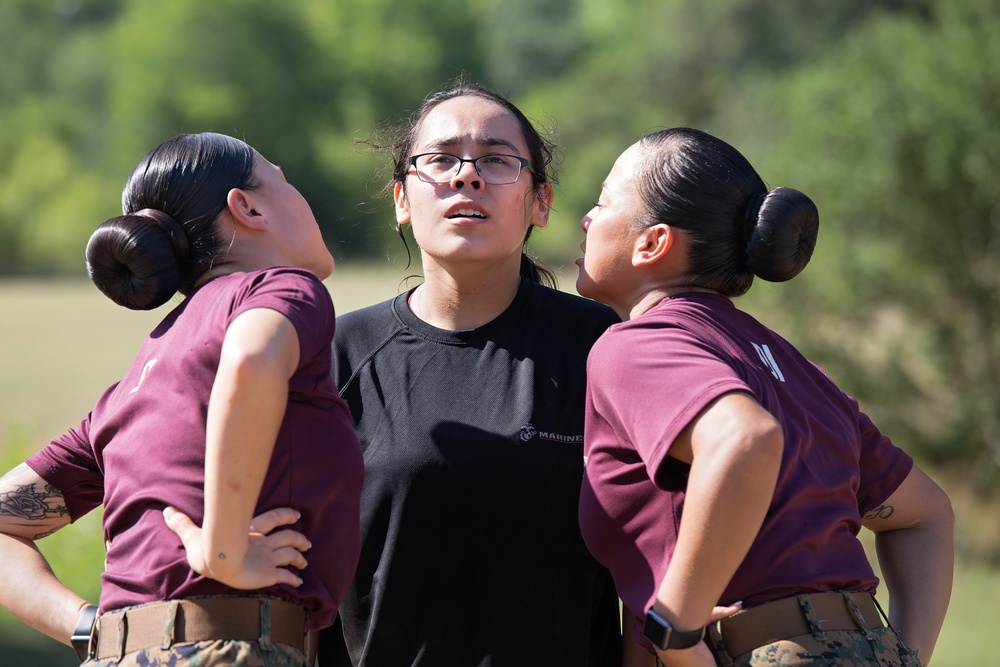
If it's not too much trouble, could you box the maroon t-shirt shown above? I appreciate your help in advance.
[27,268,363,631]
[580,293,913,626]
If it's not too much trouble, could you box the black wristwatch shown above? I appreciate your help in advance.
[71,604,98,662]
[642,607,704,650]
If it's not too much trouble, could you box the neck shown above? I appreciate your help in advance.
[410,259,522,330]
[192,256,247,288]
[625,284,720,321]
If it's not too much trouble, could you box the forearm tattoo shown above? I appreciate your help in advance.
[864,504,895,521]
[0,478,70,539]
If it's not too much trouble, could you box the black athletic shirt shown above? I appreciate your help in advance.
[317,277,622,666]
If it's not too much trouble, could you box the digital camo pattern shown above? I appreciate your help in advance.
[733,628,921,666]
[81,639,307,667]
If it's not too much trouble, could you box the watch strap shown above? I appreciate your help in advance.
[71,604,99,662]
[642,607,704,650]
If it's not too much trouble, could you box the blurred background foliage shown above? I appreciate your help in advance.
[2,0,998,662]
[1,0,998,534]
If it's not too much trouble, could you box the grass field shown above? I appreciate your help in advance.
[0,267,992,666]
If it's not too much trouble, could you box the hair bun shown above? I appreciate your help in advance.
[133,208,190,261]
[85,211,187,310]
[745,187,819,282]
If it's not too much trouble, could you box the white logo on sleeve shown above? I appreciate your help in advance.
[129,358,158,394]
[752,343,785,382]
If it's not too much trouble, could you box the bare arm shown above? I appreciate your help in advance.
[164,308,310,589]
[650,392,783,667]
[0,463,90,644]
[863,465,953,664]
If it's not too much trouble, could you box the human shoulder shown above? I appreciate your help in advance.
[586,299,707,375]
[200,267,331,309]
[332,294,412,391]
[336,294,400,334]
[334,294,406,356]
[187,269,335,364]
[527,283,620,331]
[242,268,332,310]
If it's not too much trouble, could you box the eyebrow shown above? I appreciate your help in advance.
[421,135,521,154]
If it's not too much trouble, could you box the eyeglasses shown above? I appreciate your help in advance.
[408,152,531,185]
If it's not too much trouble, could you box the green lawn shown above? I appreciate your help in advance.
[0,269,991,666]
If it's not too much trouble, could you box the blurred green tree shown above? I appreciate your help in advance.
[516,0,929,262]
[0,0,493,273]
[729,0,1000,484]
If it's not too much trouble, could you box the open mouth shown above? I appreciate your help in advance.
[448,208,487,220]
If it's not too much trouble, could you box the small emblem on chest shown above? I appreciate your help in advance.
[519,422,584,444]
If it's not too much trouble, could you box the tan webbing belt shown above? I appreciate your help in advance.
[91,597,307,660]
[709,591,884,660]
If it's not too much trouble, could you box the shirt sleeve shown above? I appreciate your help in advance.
[25,412,106,521]
[855,406,914,513]
[588,321,749,484]
[229,268,336,369]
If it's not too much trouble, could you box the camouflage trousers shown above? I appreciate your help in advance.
[80,638,308,667]
[720,627,921,666]
[685,591,922,667]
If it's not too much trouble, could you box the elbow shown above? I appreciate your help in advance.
[230,348,289,382]
[918,472,955,535]
[753,419,784,485]
[761,420,784,463]
[936,484,955,536]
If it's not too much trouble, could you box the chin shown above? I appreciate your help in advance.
[575,273,595,300]
[308,255,336,281]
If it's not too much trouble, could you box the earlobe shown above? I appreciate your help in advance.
[633,224,673,267]
[529,184,553,229]
[393,182,411,226]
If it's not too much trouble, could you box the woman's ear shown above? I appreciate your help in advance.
[393,182,411,226]
[633,224,674,267]
[528,183,552,229]
[226,188,267,231]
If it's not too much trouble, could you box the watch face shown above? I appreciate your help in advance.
[642,609,669,647]
[642,609,704,650]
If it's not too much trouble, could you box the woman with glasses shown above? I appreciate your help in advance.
[316,83,625,666]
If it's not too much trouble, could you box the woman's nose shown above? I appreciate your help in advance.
[451,160,483,190]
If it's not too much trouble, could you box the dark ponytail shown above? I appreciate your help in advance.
[86,209,190,310]
[85,133,257,310]
[745,187,819,283]
[637,128,819,297]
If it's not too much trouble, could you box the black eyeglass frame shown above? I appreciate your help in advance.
[407,152,532,185]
